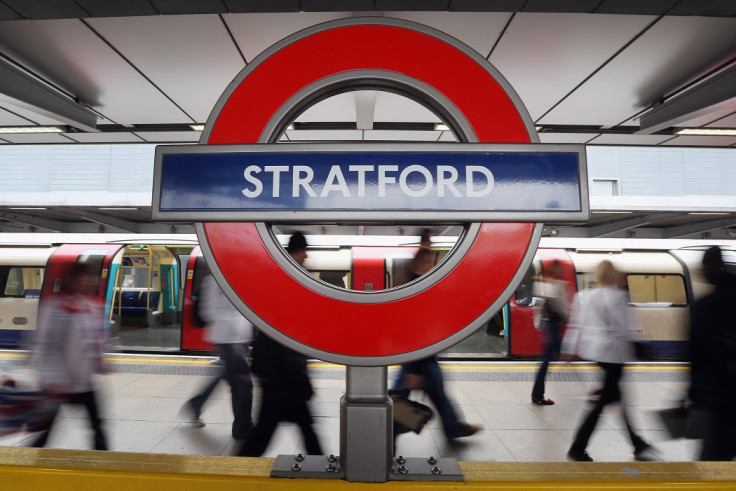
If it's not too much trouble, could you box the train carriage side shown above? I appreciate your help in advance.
[567,250,690,359]
[0,247,56,347]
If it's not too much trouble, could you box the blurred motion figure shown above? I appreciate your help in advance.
[689,246,736,461]
[239,232,322,456]
[29,262,109,450]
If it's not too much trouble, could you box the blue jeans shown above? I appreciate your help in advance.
[532,321,562,400]
[189,343,253,438]
[393,360,464,439]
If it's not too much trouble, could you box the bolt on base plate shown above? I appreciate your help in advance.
[270,454,463,482]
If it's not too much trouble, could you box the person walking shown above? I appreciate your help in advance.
[392,230,479,443]
[566,260,651,462]
[689,246,736,461]
[29,262,109,450]
[239,232,322,456]
[531,260,569,405]
[181,271,254,440]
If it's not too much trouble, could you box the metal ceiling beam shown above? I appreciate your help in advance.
[78,211,140,233]
[0,56,98,132]
[354,91,376,130]
[663,217,736,238]
[0,212,70,232]
[586,215,654,237]
[638,61,736,134]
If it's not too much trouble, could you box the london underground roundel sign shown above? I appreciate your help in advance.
[152,18,589,366]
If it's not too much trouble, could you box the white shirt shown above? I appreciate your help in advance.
[200,274,253,345]
[32,295,106,393]
[564,286,640,364]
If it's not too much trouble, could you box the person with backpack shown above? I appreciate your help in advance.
[180,271,254,440]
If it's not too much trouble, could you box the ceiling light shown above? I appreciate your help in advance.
[189,124,204,131]
[434,123,449,131]
[8,207,47,210]
[676,128,736,136]
[591,211,633,214]
[99,207,138,211]
[687,212,729,215]
[286,124,295,131]
[0,126,63,134]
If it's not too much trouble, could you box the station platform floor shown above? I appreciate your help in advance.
[0,352,702,464]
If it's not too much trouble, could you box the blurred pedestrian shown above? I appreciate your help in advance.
[181,271,254,439]
[689,246,736,461]
[566,260,651,462]
[239,232,322,456]
[531,260,569,405]
[29,262,109,450]
[392,230,479,442]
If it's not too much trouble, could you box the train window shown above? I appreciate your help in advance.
[2,267,44,297]
[515,259,541,307]
[315,271,350,288]
[627,274,687,306]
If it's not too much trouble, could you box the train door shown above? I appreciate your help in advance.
[180,247,214,351]
[0,248,55,347]
[507,249,576,357]
[108,244,191,351]
[568,251,690,359]
[41,244,123,341]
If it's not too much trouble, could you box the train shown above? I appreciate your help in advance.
[0,231,733,360]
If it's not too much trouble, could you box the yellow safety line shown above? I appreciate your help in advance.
[0,353,688,371]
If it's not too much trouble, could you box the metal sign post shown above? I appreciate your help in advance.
[152,17,589,483]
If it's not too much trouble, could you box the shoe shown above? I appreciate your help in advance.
[458,423,480,437]
[634,444,659,461]
[210,358,224,366]
[178,402,205,428]
[531,397,555,405]
[567,450,593,462]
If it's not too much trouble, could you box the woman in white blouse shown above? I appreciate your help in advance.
[565,260,651,462]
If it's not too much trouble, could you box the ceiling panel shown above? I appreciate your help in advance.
[706,112,736,128]
[2,0,88,20]
[295,92,356,122]
[373,91,439,123]
[285,129,363,141]
[388,11,511,58]
[224,0,299,13]
[0,2,20,20]
[0,107,34,125]
[223,12,348,63]
[660,135,736,147]
[64,132,144,143]
[539,16,736,127]
[87,15,246,124]
[134,131,200,143]
[75,0,158,18]
[364,130,442,141]
[538,132,599,144]
[0,103,69,125]
[490,13,654,121]
[0,133,73,143]
[0,19,192,125]
[674,105,736,129]
[587,134,674,145]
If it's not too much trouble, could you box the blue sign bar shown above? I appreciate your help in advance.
[152,143,588,222]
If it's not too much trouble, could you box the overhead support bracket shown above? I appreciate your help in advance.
[664,217,736,239]
[354,91,376,130]
[0,57,98,132]
[638,62,736,134]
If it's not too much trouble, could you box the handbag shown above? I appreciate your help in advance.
[0,379,57,436]
[656,403,706,440]
[389,390,434,434]
[632,340,651,361]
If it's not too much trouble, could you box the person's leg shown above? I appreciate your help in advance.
[422,360,463,438]
[29,398,61,448]
[531,323,559,401]
[569,363,619,457]
[218,343,254,438]
[292,399,322,455]
[187,374,223,416]
[78,389,108,450]
[239,384,280,457]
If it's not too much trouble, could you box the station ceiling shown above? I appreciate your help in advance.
[0,1,735,238]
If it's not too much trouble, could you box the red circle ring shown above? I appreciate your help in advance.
[200,18,540,364]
